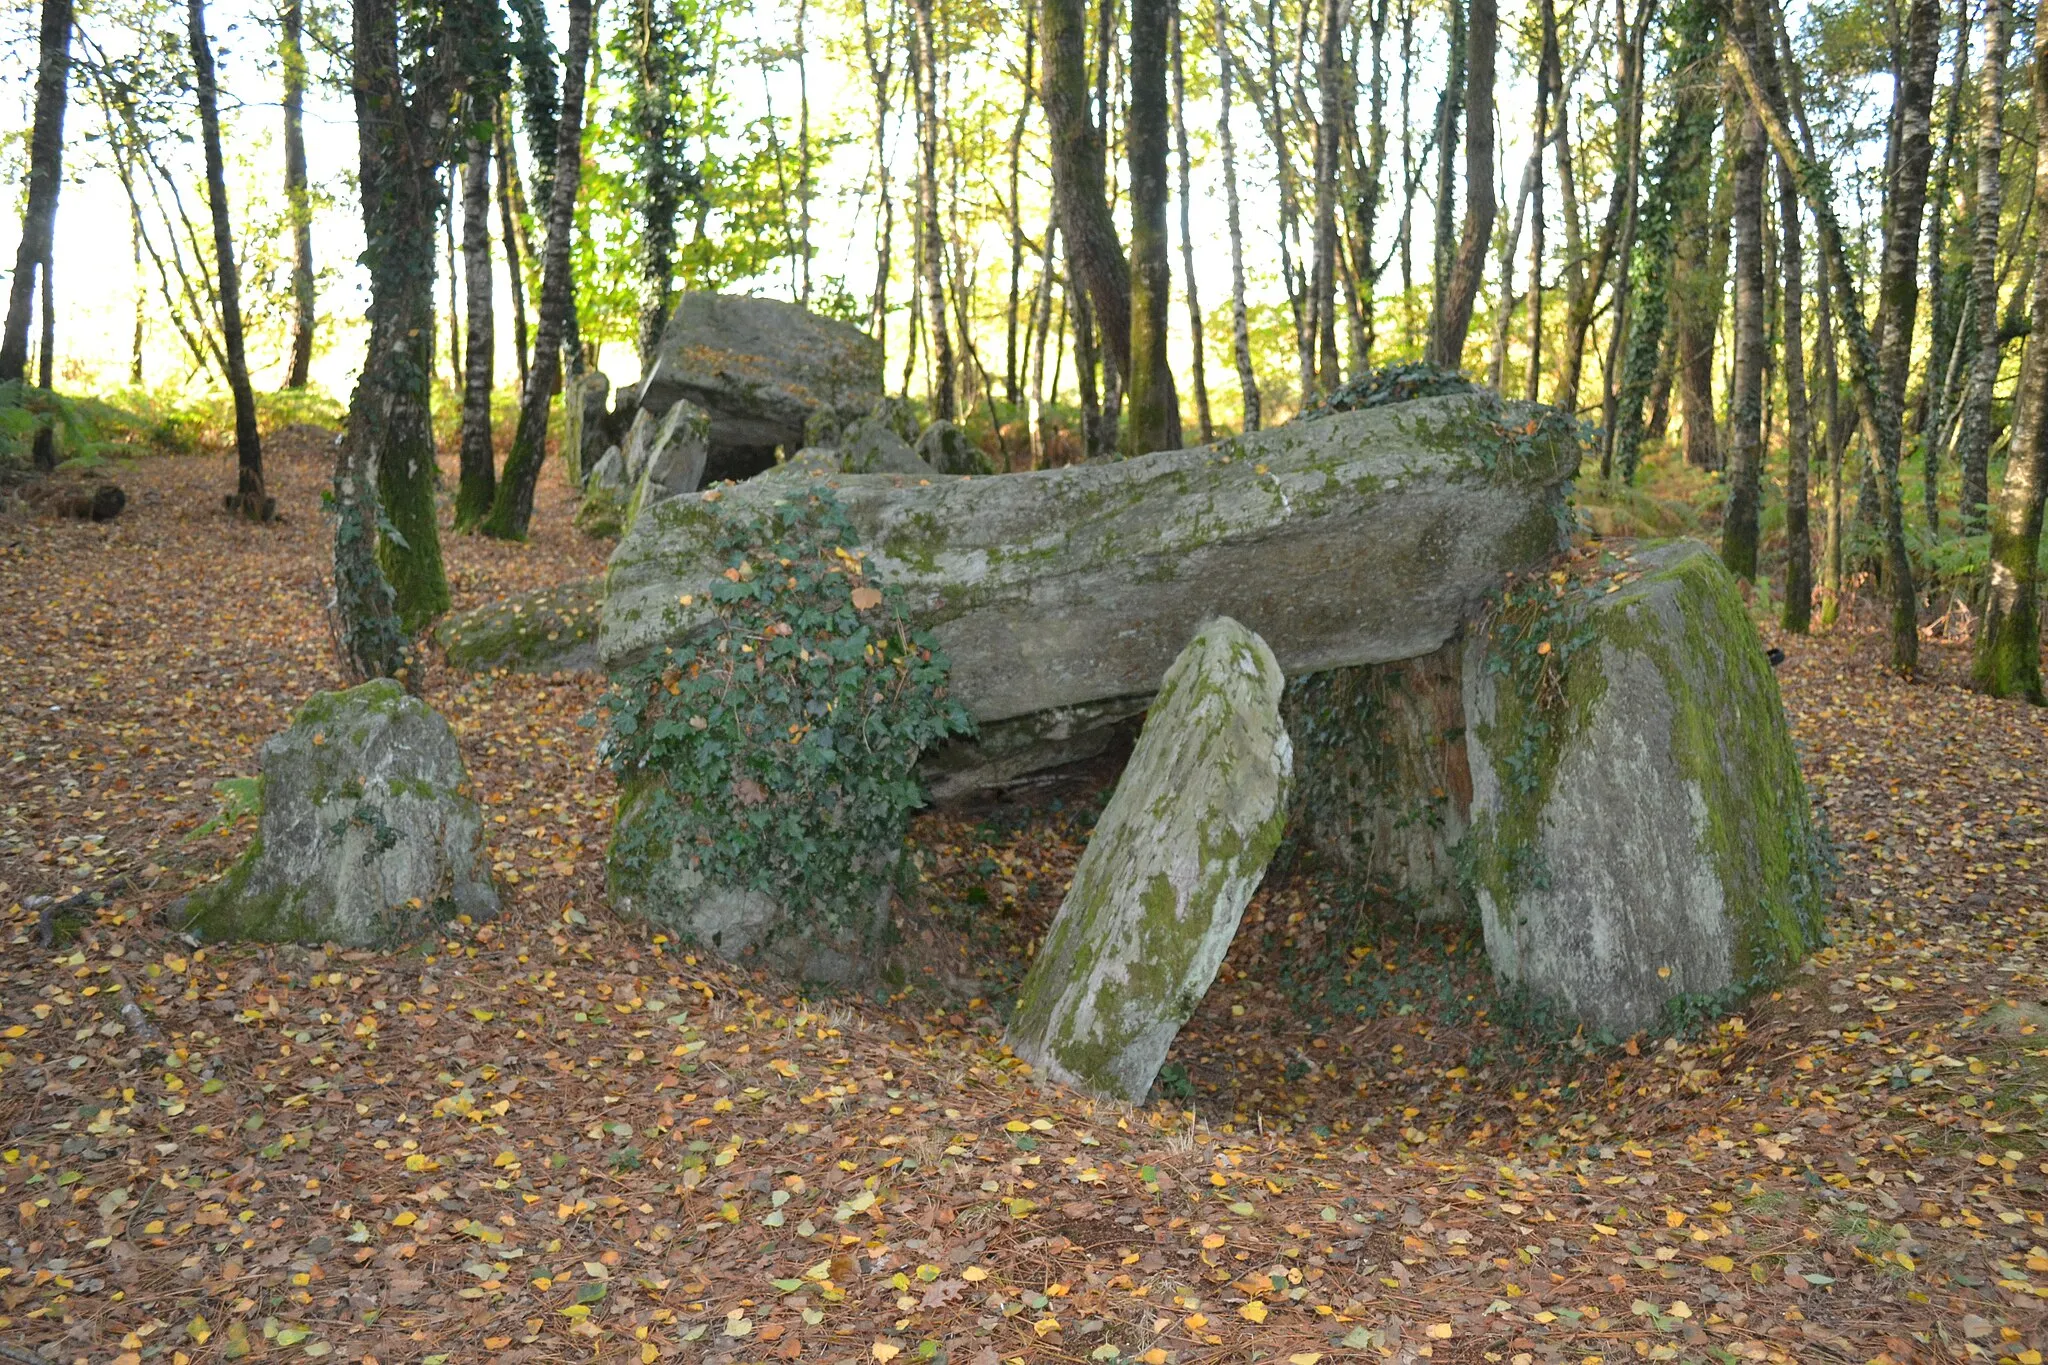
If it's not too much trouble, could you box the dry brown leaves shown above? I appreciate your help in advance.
[0,446,2043,1365]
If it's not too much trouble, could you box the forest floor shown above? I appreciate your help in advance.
[3,435,2047,1365]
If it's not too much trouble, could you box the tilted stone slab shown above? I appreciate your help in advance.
[1004,618,1294,1101]
[176,681,498,947]
[603,393,1581,730]
[1461,540,1830,1034]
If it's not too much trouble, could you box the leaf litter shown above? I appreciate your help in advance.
[0,440,2044,1364]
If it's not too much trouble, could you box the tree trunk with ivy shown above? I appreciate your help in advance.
[484,0,595,540]
[282,0,316,389]
[455,129,496,529]
[346,0,455,629]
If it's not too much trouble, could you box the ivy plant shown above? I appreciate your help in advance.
[600,489,973,934]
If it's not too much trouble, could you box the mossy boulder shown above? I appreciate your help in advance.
[438,578,602,674]
[839,413,936,476]
[605,775,892,986]
[576,447,629,539]
[1005,619,1294,1101]
[916,420,997,475]
[175,680,497,946]
[606,393,1581,786]
[563,369,611,486]
[1460,540,1829,1034]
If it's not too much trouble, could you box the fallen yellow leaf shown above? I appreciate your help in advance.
[1703,1255,1735,1273]
[1426,1323,1454,1340]
[1239,1300,1268,1323]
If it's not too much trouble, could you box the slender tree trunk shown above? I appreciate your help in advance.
[485,0,596,540]
[1780,158,1812,630]
[630,0,682,366]
[1258,0,1314,405]
[1004,15,1036,409]
[495,104,530,395]
[1673,155,1726,471]
[1957,0,2007,534]
[1029,215,1058,464]
[347,0,454,630]
[1723,0,1768,579]
[1425,0,1494,369]
[1819,261,1844,628]
[0,0,72,427]
[1974,20,2048,699]
[1125,0,1182,453]
[909,0,956,420]
[859,0,896,340]
[1922,0,1967,534]
[281,0,315,389]
[796,0,812,307]
[444,168,461,390]
[1309,0,1348,393]
[1490,158,1533,393]
[1728,6,1927,672]
[1425,0,1463,361]
[190,0,267,519]
[1217,0,1260,432]
[1525,0,1558,403]
[455,132,496,529]
[1042,0,1132,413]
[129,199,144,386]
[1171,1,1212,442]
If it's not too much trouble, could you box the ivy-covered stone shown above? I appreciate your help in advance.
[1461,540,1829,1035]
[605,393,1581,787]
[600,490,971,985]
[175,681,497,947]
[1005,618,1293,1102]
[438,578,601,674]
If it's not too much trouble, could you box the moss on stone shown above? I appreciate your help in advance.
[439,578,603,674]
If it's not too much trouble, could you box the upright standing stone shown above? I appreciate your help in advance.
[1461,540,1830,1034]
[563,370,611,486]
[176,681,498,947]
[1006,619,1294,1102]
[624,399,712,531]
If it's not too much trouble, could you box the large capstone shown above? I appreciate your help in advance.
[605,392,1581,755]
[1460,540,1830,1035]
[636,293,883,479]
[1004,618,1293,1102]
[175,680,498,946]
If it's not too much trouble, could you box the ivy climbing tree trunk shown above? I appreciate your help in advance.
[1425,0,1493,370]
[494,103,530,396]
[1955,0,2007,535]
[189,0,267,521]
[346,0,456,630]
[627,0,690,367]
[484,0,595,540]
[1972,21,2048,701]
[281,0,316,390]
[0,0,72,458]
[1124,0,1181,454]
